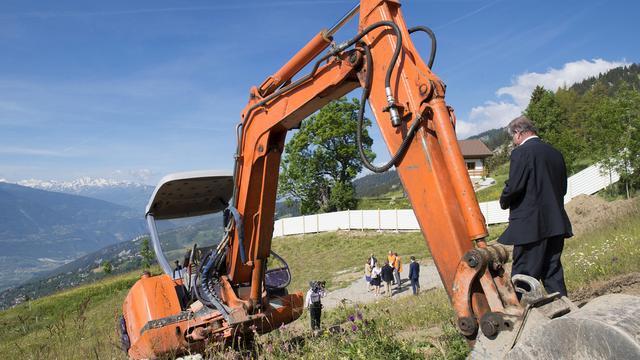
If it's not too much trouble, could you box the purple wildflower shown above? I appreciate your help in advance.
[356,312,363,320]
[351,324,358,332]
[364,320,369,326]
[348,314,355,322]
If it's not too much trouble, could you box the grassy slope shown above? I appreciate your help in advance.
[0,271,142,359]
[272,231,428,293]
[475,162,509,203]
[1,205,638,359]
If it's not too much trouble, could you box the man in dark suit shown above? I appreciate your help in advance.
[498,116,573,297]
[408,256,420,295]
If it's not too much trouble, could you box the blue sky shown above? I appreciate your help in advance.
[0,0,637,184]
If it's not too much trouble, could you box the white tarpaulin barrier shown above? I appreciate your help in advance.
[272,163,619,237]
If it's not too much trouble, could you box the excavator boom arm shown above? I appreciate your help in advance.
[228,0,510,328]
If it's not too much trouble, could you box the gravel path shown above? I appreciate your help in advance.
[323,259,443,309]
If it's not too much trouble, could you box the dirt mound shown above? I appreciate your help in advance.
[564,194,639,236]
[571,272,640,305]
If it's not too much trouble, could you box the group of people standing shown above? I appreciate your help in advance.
[365,251,420,297]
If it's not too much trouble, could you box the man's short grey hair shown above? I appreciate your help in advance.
[507,116,538,136]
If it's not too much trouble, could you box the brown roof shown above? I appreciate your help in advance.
[458,139,493,159]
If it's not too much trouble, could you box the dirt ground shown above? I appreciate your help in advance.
[565,194,639,236]
[323,259,442,309]
[570,272,640,305]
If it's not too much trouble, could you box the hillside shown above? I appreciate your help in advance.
[570,63,640,95]
[353,170,401,198]
[0,182,145,290]
[0,213,223,309]
[466,127,509,150]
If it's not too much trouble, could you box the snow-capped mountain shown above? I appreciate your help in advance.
[18,177,148,192]
[17,177,154,211]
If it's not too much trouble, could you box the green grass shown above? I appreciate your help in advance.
[356,188,410,210]
[0,270,145,359]
[211,289,469,359]
[475,162,510,203]
[272,231,429,292]
[562,203,640,291]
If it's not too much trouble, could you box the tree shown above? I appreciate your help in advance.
[101,260,112,274]
[584,83,640,197]
[278,97,375,214]
[524,86,580,172]
[140,237,153,269]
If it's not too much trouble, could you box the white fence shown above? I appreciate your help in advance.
[272,163,620,237]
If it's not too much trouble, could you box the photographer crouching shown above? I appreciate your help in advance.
[304,280,326,332]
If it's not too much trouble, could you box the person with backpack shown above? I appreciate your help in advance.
[304,280,326,331]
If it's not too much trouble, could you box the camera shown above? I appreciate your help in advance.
[309,280,326,292]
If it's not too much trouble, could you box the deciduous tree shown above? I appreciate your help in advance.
[278,98,374,214]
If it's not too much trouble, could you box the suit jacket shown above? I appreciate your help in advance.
[381,264,394,282]
[408,262,420,280]
[498,138,573,245]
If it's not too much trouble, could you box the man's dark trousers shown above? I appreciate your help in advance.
[410,279,420,295]
[309,303,322,330]
[512,235,567,296]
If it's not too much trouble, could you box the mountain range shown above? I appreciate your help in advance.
[16,177,154,212]
[0,181,147,291]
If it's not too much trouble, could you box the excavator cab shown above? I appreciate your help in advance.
[120,170,301,359]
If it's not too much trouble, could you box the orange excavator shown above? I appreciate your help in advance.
[120,1,640,359]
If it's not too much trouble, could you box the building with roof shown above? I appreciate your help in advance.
[458,139,493,178]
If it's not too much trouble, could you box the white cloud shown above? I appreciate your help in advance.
[0,146,73,157]
[457,58,628,138]
[497,59,628,108]
[128,169,154,182]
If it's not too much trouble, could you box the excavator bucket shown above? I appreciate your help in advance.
[470,276,640,359]
[506,294,640,359]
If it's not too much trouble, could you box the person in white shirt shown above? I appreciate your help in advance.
[370,264,382,296]
[304,281,326,331]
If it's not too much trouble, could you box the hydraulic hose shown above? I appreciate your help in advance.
[233,21,404,204]
[356,43,423,173]
[408,26,437,69]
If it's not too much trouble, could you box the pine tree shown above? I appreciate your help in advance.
[140,237,153,269]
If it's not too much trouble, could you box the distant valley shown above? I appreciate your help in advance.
[0,180,150,290]
[0,214,223,309]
